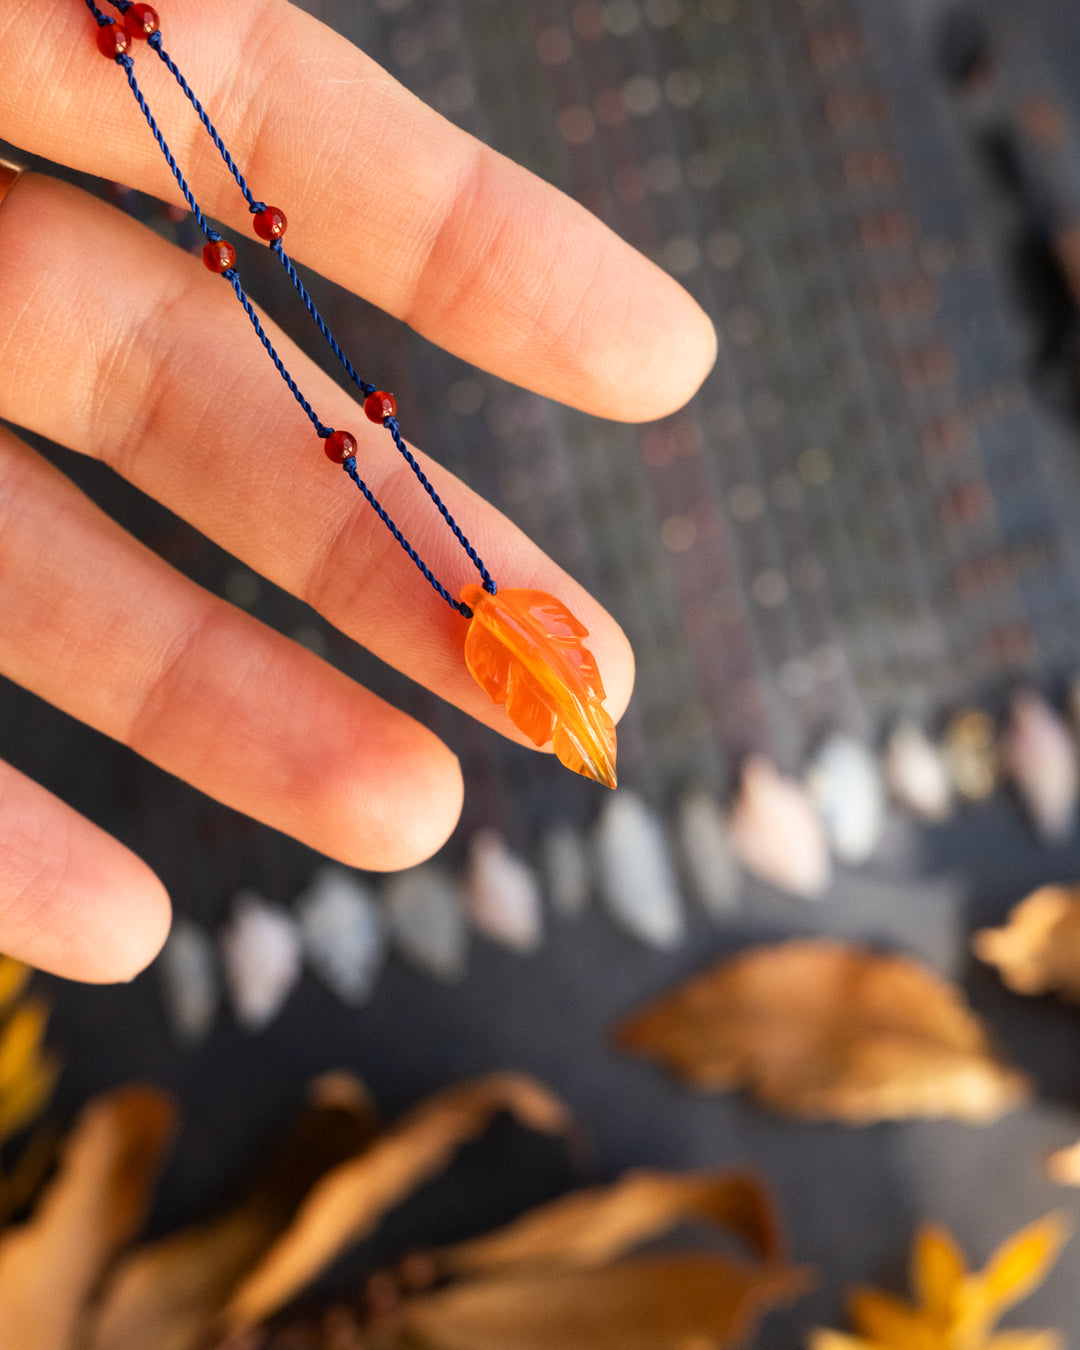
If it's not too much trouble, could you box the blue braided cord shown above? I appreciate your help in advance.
[270,243,375,398]
[144,31,263,215]
[343,459,473,616]
[139,32,385,409]
[115,55,221,238]
[92,0,494,612]
[383,418,497,594]
[222,272,329,435]
[110,49,329,436]
[116,10,378,409]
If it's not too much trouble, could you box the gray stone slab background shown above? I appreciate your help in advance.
[6,0,1080,1342]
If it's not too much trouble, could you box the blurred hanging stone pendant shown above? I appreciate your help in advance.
[465,831,544,953]
[296,868,387,1006]
[884,721,953,822]
[731,755,831,898]
[220,893,302,1031]
[460,585,617,788]
[805,733,885,865]
[385,865,469,983]
[943,709,999,802]
[594,792,685,949]
[541,823,591,919]
[158,918,220,1045]
[1003,691,1079,843]
[676,788,741,917]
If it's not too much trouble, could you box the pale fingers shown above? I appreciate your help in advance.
[0,426,465,878]
[0,757,170,982]
[1,0,716,420]
[0,174,635,734]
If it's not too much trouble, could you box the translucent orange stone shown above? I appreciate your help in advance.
[252,206,287,241]
[201,238,236,273]
[364,390,397,423]
[323,429,357,462]
[460,584,617,789]
[96,21,130,57]
[123,4,159,38]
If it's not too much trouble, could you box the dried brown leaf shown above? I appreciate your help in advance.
[973,885,1080,1002]
[434,1168,784,1280]
[0,1085,176,1350]
[0,1123,59,1226]
[616,940,1029,1123]
[224,1073,570,1334]
[384,1253,811,1350]
[87,1074,380,1350]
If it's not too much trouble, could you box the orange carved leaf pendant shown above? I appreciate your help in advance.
[460,585,617,789]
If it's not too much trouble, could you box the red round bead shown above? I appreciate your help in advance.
[201,238,236,273]
[252,206,287,241]
[95,21,131,57]
[324,429,358,462]
[123,4,159,38]
[364,391,397,423]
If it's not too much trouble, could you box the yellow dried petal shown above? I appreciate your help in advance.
[807,1333,884,1350]
[0,958,31,1015]
[0,1002,50,1094]
[953,1214,1069,1345]
[847,1287,940,1350]
[912,1224,967,1324]
[983,1334,1064,1350]
[0,1055,60,1146]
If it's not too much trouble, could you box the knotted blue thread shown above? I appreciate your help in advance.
[108,47,329,441]
[87,0,495,614]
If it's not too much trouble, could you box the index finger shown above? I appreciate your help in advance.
[2,0,716,420]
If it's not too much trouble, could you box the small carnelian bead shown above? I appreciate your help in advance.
[252,206,287,241]
[123,3,159,38]
[201,238,237,273]
[324,429,358,462]
[95,21,131,57]
[364,390,397,423]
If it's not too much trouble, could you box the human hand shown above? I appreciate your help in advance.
[0,0,716,982]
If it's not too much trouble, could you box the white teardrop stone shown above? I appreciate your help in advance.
[540,823,591,919]
[219,892,302,1031]
[1004,691,1079,843]
[805,733,886,864]
[385,865,468,983]
[594,792,685,948]
[465,831,543,953]
[296,867,387,1006]
[731,755,830,898]
[676,788,741,916]
[884,722,953,822]
[158,917,219,1045]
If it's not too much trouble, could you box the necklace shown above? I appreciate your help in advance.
[85,0,618,789]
